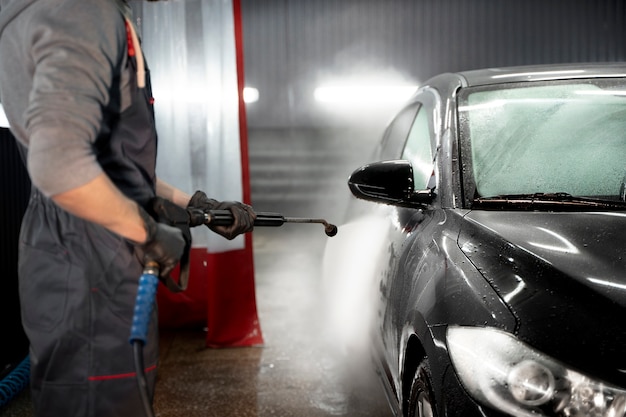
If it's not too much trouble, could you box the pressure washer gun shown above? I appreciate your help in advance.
[193,209,338,237]
[129,199,338,417]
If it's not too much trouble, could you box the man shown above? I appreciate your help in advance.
[0,0,256,415]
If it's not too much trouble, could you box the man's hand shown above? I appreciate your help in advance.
[187,190,256,240]
[138,207,185,277]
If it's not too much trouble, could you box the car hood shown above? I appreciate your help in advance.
[458,210,626,386]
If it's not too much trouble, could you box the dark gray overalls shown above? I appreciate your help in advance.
[18,16,160,417]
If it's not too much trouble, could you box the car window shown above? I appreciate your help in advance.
[459,79,626,199]
[402,108,434,189]
[378,103,420,160]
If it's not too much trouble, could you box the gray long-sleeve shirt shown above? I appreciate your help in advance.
[0,0,129,196]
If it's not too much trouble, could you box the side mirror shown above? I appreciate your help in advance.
[348,160,434,207]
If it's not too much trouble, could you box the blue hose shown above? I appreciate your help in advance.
[0,355,30,408]
[130,263,159,417]
[129,265,159,345]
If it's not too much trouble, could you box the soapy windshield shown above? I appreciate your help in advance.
[459,79,626,201]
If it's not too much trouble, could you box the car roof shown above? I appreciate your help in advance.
[455,62,626,87]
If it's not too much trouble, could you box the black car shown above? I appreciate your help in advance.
[328,63,626,417]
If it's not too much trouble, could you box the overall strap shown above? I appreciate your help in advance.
[124,19,146,88]
[114,0,146,88]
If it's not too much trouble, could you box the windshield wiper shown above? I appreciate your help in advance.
[473,192,626,210]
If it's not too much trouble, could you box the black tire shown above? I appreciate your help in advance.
[407,360,437,417]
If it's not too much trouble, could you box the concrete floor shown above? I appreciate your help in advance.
[2,227,394,417]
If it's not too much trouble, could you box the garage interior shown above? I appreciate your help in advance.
[1,1,626,416]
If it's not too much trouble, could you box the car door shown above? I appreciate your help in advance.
[377,89,442,397]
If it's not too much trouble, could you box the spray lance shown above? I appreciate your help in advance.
[129,198,338,417]
[195,209,338,237]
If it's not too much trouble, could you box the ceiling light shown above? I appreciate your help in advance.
[314,85,417,105]
[0,104,9,128]
[243,87,259,103]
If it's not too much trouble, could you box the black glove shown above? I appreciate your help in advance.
[187,190,256,240]
[138,207,186,277]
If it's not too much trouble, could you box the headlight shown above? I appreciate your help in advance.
[447,326,626,417]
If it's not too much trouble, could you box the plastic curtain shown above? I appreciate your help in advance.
[135,0,263,347]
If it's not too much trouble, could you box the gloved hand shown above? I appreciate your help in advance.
[137,206,186,277]
[187,190,256,240]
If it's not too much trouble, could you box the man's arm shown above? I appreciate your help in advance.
[155,178,192,208]
[52,173,148,243]
[52,173,186,276]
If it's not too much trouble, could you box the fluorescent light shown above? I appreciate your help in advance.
[0,103,9,128]
[153,86,259,104]
[243,87,259,103]
[314,85,417,104]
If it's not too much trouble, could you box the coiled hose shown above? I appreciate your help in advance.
[0,355,30,408]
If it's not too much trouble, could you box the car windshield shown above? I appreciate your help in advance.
[458,79,626,202]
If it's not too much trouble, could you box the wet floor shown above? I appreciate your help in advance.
[2,226,394,417]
